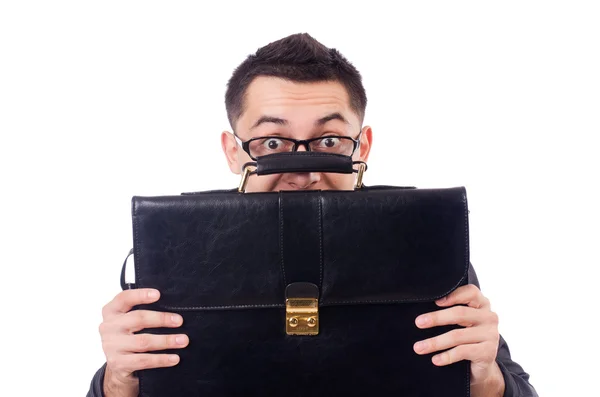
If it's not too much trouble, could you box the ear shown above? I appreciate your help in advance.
[357,125,373,162]
[221,131,241,175]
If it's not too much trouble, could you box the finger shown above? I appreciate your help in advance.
[431,341,497,366]
[102,289,160,318]
[435,284,490,309]
[119,310,184,333]
[111,353,181,373]
[416,306,491,328]
[113,333,189,353]
[414,327,489,355]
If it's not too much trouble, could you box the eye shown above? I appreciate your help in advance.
[319,137,340,148]
[263,138,283,150]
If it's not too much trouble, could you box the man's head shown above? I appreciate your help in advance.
[221,33,373,192]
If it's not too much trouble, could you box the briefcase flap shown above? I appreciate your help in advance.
[131,186,469,310]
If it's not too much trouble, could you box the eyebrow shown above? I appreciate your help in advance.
[250,116,288,130]
[315,112,350,126]
[250,112,350,130]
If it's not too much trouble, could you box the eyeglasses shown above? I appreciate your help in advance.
[234,132,362,161]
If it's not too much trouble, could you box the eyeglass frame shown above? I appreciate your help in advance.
[233,131,363,161]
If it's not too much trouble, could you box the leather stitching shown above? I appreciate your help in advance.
[257,152,353,175]
[278,192,287,287]
[158,303,285,310]
[133,200,142,288]
[318,195,324,292]
[465,362,470,397]
[263,152,349,158]
[321,291,466,305]
[463,187,471,397]
[132,199,147,397]
[463,186,470,295]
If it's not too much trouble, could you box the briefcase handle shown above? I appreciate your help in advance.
[238,152,367,192]
[120,248,135,290]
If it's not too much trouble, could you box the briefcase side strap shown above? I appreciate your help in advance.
[239,152,367,192]
[120,248,136,290]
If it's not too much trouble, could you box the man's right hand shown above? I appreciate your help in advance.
[99,289,189,397]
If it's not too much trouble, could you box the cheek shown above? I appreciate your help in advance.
[322,173,356,190]
[245,174,281,192]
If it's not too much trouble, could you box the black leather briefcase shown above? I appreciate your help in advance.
[122,152,471,397]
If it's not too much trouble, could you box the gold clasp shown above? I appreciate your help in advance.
[285,282,319,336]
[354,162,366,189]
[238,165,256,193]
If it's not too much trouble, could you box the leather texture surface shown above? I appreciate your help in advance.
[131,186,470,397]
[255,152,354,175]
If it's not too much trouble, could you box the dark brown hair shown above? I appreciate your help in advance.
[225,33,367,131]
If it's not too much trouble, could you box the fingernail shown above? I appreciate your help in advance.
[414,341,426,353]
[432,354,443,365]
[437,296,447,303]
[176,335,187,345]
[169,355,179,363]
[171,315,182,325]
[416,315,429,327]
[148,290,159,299]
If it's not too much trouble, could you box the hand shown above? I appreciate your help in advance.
[413,284,505,397]
[99,289,189,397]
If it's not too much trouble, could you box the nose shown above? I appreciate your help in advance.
[284,171,321,190]
[296,143,309,152]
[284,144,320,189]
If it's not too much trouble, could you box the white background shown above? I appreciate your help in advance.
[1,1,598,396]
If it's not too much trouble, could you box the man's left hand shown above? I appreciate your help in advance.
[413,284,505,397]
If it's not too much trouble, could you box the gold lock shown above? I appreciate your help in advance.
[286,297,319,335]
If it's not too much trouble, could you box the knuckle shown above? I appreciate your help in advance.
[136,355,152,369]
[101,339,113,354]
[455,306,475,326]
[428,312,438,326]
[127,311,145,330]
[488,311,499,325]
[107,356,120,371]
[450,328,465,344]
[442,350,453,364]
[481,345,496,362]
[454,345,467,361]
[491,339,500,353]
[138,290,152,304]
[118,290,134,310]
[101,304,111,319]
[135,310,147,325]
[100,334,114,344]
[167,335,178,348]
[426,337,437,351]
[137,334,151,350]
[113,292,126,306]
[488,327,500,343]
[162,355,174,366]
[140,354,167,369]
[457,306,468,319]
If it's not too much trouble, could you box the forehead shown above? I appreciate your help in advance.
[237,77,358,132]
